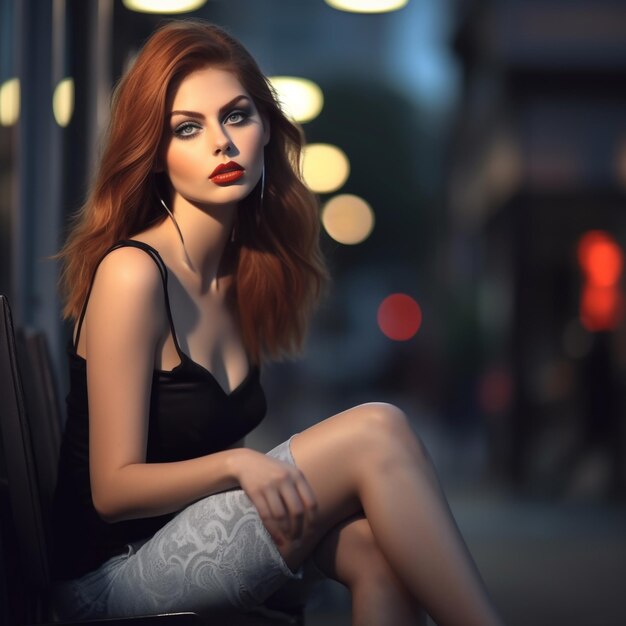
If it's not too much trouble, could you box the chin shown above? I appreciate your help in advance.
[185,187,252,208]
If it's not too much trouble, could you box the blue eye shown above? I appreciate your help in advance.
[173,122,201,139]
[224,109,249,125]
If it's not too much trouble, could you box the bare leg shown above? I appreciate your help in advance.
[313,514,427,626]
[276,403,504,626]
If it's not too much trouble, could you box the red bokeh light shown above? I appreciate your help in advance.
[377,294,422,341]
[577,231,624,331]
[577,230,623,287]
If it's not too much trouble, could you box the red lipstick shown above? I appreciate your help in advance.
[209,161,244,185]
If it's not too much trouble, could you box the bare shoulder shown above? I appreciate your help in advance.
[85,246,166,346]
[92,245,163,301]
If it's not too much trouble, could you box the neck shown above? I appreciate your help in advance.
[168,196,237,293]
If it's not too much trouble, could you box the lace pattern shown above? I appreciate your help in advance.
[53,437,302,619]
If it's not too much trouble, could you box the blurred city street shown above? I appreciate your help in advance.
[2,1,626,625]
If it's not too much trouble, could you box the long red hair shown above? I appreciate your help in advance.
[57,20,327,364]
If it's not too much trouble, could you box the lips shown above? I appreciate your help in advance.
[209,161,244,184]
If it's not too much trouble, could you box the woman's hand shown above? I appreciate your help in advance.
[233,449,318,547]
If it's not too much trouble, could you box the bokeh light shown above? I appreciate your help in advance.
[268,76,323,123]
[53,78,74,127]
[321,194,375,245]
[377,294,422,341]
[325,0,409,13]
[0,78,20,126]
[577,230,624,331]
[301,143,350,193]
[577,230,624,287]
[122,0,206,13]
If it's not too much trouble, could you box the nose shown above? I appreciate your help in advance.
[212,125,233,157]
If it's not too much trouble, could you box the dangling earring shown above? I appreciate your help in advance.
[158,194,196,271]
[158,194,186,248]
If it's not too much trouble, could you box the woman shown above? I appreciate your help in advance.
[52,19,504,626]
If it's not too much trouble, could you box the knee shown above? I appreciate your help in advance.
[364,402,410,436]
[359,403,429,462]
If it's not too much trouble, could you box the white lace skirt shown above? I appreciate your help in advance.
[52,437,303,619]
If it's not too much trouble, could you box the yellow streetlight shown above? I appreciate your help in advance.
[268,76,323,123]
[301,143,350,193]
[0,78,20,126]
[122,0,206,14]
[53,78,74,127]
[322,194,375,245]
[325,0,409,14]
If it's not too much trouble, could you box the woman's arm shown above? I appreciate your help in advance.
[85,247,316,539]
[85,247,242,521]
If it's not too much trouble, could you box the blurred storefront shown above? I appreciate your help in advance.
[448,0,626,496]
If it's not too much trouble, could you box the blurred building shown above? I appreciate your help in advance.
[448,0,626,495]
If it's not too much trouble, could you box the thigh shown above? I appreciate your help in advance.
[276,402,408,570]
[106,485,300,616]
[56,441,302,619]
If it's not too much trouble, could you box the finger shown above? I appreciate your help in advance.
[279,481,305,539]
[250,493,284,545]
[264,488,290,536]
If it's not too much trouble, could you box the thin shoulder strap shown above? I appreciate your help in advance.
[73,240,183,358]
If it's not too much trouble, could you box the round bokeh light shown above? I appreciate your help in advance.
[377,294,422,341]
[268,76,323,123]
[325,0,409,13]
[301,143,350,193]
[577,230,623,287]
[53,78,74,127]
[122,0,206,13]
[321,194,374,245]
[0,78,20,126]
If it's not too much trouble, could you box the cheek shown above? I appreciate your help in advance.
[165,146,198,181]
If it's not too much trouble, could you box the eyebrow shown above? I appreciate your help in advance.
[169,95,251,119]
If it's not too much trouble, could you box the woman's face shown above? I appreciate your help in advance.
[162,66,269,209]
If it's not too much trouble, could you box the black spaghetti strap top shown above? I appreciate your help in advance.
[51,240,266,581]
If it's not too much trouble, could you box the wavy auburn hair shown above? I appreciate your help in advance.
[57,19,327,364]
